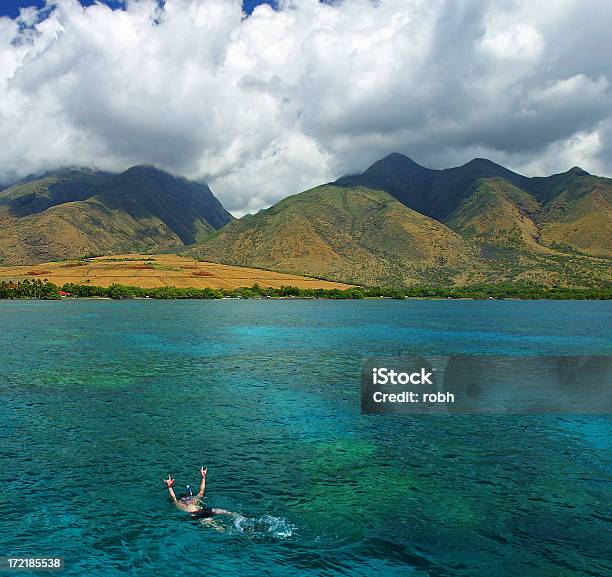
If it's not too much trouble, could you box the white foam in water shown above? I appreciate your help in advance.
[232,514,296,539]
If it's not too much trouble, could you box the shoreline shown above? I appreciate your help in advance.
[1,295,610,302]
[1,279,610,301]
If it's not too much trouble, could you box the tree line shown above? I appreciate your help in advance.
[0,279,610,300]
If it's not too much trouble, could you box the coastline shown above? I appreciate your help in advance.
[2,277,610,301]
[1,293,610,302]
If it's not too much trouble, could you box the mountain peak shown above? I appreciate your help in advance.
[335,152,537,220]
[452,157,529,186]
[371,152,429,174]
[379,152,423,165]
[98,165,232,239]
[334,152,433,213]
[462,158,504,170]
[568,166,589,176]
[122,164,172,178]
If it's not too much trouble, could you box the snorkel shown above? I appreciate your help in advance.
[186,485,193,498]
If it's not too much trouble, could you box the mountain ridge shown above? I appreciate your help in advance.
[336,153,546,220]
[0,165,233,264]
[0,154,609,288]
[189,184,475,286]
[188,154,610,287]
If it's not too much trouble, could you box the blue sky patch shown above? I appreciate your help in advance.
[0,1,276,19]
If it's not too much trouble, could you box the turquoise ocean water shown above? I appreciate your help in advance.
[0,300,610,576]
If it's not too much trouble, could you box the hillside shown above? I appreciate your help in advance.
[0,166,232,265]
[0,253,351,290]
[189,155,611,288]
[187,184,477,286]
[336,153,534,221]
[337,153,611,258]
[446,178,543,251]
[1,154,609,289]
[535,170,612,257]
[0,168,116,216]
[95,165,231,242]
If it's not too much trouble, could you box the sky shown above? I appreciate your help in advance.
[0,1,275,18]
[0,0,611,215]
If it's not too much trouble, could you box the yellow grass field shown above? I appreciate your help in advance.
[0,253,352,290]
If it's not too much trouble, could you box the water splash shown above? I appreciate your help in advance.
[232,514,296,540]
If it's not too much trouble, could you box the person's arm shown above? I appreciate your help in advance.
[195,466,208,499]
[163,474,178,503]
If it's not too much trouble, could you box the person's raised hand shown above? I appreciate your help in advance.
[200,466,208,478]
[163,474,175,487]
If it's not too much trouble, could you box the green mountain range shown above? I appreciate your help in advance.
[1,154,610,288]
[188,154,611,287]
[0,165,232,264]
[337,154,610,258]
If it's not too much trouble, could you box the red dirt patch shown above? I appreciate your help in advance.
[27,270,51,276]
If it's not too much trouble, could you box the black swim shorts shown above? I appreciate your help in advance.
[191,507,214,519]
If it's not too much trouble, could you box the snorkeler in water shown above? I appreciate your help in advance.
[163,466,235,520]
